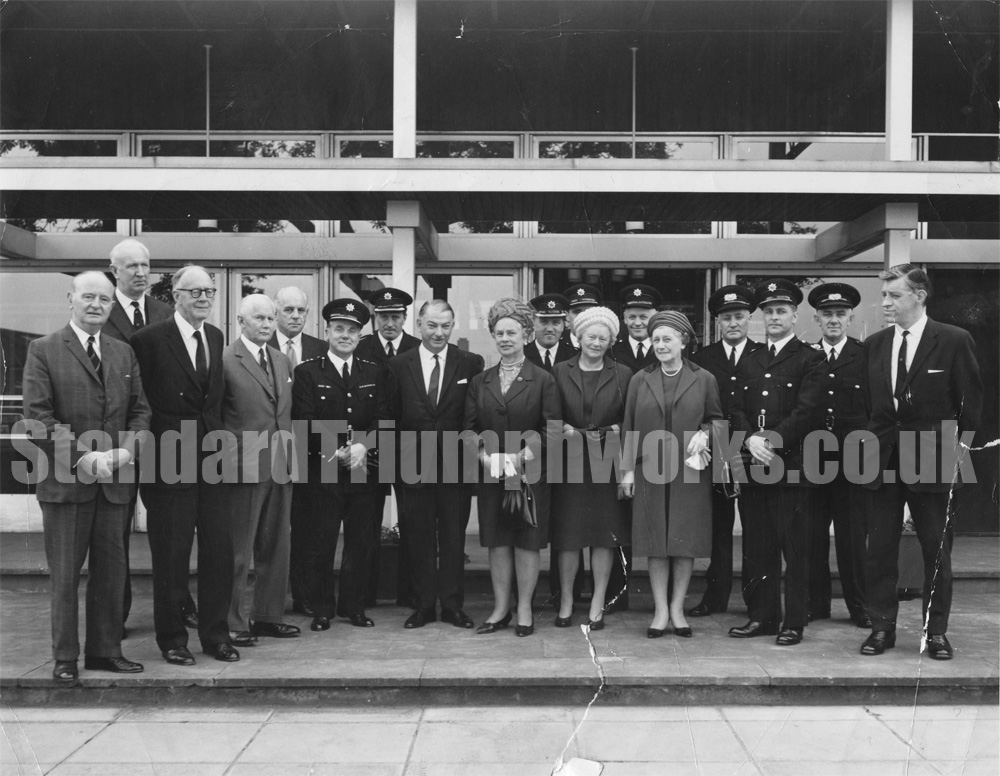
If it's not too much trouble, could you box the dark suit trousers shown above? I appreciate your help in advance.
[302,486,380,618]
[289,483,310,607]
[864,482,953,635]
[699,490,737,612]
[42,493,128,661]
[739,485,810,629]
[809,477,867,619]
[144,483,235,651]
[401,484,466,610]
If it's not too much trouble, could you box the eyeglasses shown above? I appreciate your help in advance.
[176,287,217,299]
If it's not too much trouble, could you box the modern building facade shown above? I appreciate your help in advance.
[1,0,997,531]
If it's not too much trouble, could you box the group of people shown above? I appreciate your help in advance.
[21,237,981,684]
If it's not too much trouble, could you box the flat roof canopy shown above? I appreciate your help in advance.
[2,158,997,224]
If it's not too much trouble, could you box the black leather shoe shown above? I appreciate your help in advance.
[728,621,779,638]
[53,660,78,683]
[229,631,258,647]
[292,601,314,617]
[860,630,896,655]
[345,613,375,628]
[182,611,199,629]
[647,627,667,639]
[554,615,573,628]
[310,616,331,632]
[162,647,195,666]
[203,643,240,662]
[476,611,512,634]
[440,608,474,629]
[85,655,144,673]
[674,626,693,638]
[687,602,713,618]
[251,621,301,639]
[515,619,535,637]
[927,634,953,660]
[587,617,605,631]
[404,609,437,629]
[775,628,803,646]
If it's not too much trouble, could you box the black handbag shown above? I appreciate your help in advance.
[502,475,538,529]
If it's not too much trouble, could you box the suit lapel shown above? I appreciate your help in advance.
[502,360,533,404]
[236,339,275,400]
[62,326,102,385]
[768,338,799,370]
[408,353,435,414]
[642,367,666,415]
[903,321,938,391]
[106,302,132,341]
[437,350,460,408]
[878,330,893,396]
[483,366,505,408]
[166,320,201,388]
[673,362,697,406]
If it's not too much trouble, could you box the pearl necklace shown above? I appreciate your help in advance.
[500,357,526,370]
[661,364,682,377]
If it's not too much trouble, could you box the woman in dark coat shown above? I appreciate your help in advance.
[551,306,633,629]
[621,310,722,638]
[463,298,562,637]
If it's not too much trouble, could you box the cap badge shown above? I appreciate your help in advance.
[724,293,737,303]
[383,292,392,300]
[547,300,556,309]
[767,283,777,292]
[828,293,842,301]
[576,288,585,296]
[346,303,355,312]
[633,288,643,297]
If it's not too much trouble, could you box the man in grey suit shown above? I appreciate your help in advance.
[269,286,328,616]
[222,295,300,645]
[20,272,150,682]
[101,238,178,633]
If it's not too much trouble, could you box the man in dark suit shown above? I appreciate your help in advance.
[526,293,577,372]
[387,300,485,629]
[805,283,871,628]
[102,238,175,633]
[20,272,149,681]
[355,287,420,608]
[292,299,391,631]
[221,294,299,646]
[729,279,826,646]
[269,286,328,617]
[688,285,763,618]
[131,265,239,665]
[561,284,602,349]
[859,264,982,660]
[611,284,661,373]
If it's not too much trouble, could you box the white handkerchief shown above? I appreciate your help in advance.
[927,369,944,374]
[457,378,468,384]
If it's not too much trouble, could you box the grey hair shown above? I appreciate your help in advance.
[109,238,150,266]
[878,263,932,302]
[238,293,274,316]
[171,264,212,290]
[418,299,455,320]
[274,286,309,309]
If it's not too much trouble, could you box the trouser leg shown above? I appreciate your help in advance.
[84,491,128,658]
[250,480,293,624]
[42,501,91,662]
[779,486,810,630]
[143,487,196,651]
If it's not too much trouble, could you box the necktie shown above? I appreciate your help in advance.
[428,354,441,408]
[86,336,102,380]
[386,341,395,358]
[829,348,838,364]
[131,301,144,329]
[768,344,776,362]
[194,330,208,390]
[342,362,350,382]
[636,342,645,361]
[285,339,298,370]
[259,347,269,376]
[728,346,736,369]
[894,330,909,400]
[544,349,552,370]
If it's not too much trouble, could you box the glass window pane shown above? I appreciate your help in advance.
[141,219,317,234]
[238,272,321,338]
[417,140,515,158]
[1,218,116,233]
[0,139,118,157]
[928,135,999,162]
[142,139,316,157]
[339,140,393,158]
[735,140,897,162]
[539,140,714,160]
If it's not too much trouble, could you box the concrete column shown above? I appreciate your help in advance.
[393,0,417,159]
[884,229,912,268]
[885,0,913,161]
[392,226,416,334]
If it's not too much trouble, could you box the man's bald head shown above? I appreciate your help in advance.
[273,286,310,338]
[109,239,151,301]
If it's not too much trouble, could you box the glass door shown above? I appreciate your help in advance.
[227,270,323,343]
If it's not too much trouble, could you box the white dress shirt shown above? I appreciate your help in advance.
[327,351,354,376]
[115,288,146,326]
[823,335,847,361]
[275,332,302,366]
[419,344,448,401]
[241,335,271,370]
[631,337,652,359]
[534,341,557,365]
[69,320,101,358]
[725,339,749,364]
[767,332,796,357]
[891,312,928,408]
[378,333,400,356]
[173,311,210,369]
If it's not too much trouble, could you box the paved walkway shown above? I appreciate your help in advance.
[2,703,997,775]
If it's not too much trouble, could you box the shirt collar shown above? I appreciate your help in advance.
[632,337,651,356]
[419,343,446,364]
[115,288,145,312]
[768,332,796,355]
[896,312,928,339]
[378,333,398,351]
[68,319,99,349]
[727,339,748,359]
[824,335,847,357]
[277,331,299,348]
[241,334,268,356]
[173,311,204,340]
[327,351,354,372]
[535,341,555,358]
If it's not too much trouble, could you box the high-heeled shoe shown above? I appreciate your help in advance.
[647,626,668,639]
[587,618,605,631]
[515,619,535,637]
[674,626,693,638]
[554,615,573,628]
[475,611,512,635]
